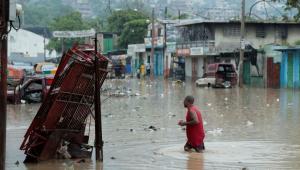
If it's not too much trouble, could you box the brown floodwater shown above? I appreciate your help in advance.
[5,78,300,170]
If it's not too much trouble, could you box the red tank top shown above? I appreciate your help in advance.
[186,105,205,147]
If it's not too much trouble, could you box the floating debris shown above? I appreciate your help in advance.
[207,128,223,136]
[207,103,212,107]
[246,121,254,126]
[148,125,157,131]
[110,157,116,160]
[224,97,228,101]
[276,98,280,102]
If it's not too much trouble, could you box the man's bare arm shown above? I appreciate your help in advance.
[181,111,199,126]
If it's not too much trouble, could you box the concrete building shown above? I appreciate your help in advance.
[175,19,300,79]
[8,28,56,59]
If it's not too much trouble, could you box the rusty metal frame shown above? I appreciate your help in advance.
[20,44,108,161]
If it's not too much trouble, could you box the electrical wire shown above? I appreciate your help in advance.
[264,1,269,19]
[265,1,284,16]
[10,15,21,31]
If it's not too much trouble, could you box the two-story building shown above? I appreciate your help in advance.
[176,19,300,80]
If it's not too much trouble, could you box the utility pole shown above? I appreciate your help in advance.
[0,0,8,169]
[178,10,181,23]
[239,0,245,87]
[150,7,155,80]
[164,7,168,79]
[43,36,46,61]
[94,34,103,162]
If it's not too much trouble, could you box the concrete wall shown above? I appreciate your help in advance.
[215,24,300,49]
[8,29,54,58]
[185,57,192,77]
[197,57,204,77]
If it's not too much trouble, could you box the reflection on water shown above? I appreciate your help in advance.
[5,79,300,169]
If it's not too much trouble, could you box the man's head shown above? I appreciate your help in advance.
[184,95,194,108]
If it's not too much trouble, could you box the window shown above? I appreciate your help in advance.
[276,26,288,39]
[158,28,161,36]
[223,25,240,37]
[256,26,266,38]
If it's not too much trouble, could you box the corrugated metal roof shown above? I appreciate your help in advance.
[274,46,300,51]
[175,18,300,27]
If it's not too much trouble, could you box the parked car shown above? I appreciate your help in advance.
[196,63,237,88]
[7,65,25,86]
[11,62,35,75]
[34,62,57,74]
[7,75,54,103]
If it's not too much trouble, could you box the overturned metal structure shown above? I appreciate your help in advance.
[20,45,108,162]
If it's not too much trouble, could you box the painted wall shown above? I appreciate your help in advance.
[8,29,56,58]
[196,57,204,77]
[214,24,300,49]
[280,50,300,88]
[185,57,192,77]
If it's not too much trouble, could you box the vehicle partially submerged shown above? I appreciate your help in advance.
[196,63,237,88]
[20,45,109,162]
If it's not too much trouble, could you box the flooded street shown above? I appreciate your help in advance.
[5,78,300,170]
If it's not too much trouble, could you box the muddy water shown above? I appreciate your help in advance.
[6,78,300,170]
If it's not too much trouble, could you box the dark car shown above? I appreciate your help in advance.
[7,76,53,104]
[196,63,237,88]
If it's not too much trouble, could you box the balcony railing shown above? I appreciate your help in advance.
[176,40,219,55]
[176,40,215,49]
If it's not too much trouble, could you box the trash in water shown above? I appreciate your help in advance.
[276,98,280,102]
[224,97,228,101]
[246,120,254,126]
[148,125,157,131]
[110,157,116,160]
[207,128,223,136]
[207,103,212,107]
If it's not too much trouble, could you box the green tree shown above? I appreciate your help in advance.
[272,0,300,21]
[23,0,74,27]
[107,9,148,33]
[107,9,149,48]
[47,12,91,52]
[119,19,149,48]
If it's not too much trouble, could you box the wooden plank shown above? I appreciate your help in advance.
[273,63,280,88]
[267,57,273,88]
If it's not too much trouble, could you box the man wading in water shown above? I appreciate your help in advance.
[178,96,205,152]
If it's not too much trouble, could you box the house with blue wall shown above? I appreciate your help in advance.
[144,22,165,76]
[276,47,300,88]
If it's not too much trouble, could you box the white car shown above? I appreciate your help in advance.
[195,77,215,87]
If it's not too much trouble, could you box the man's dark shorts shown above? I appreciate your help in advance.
[184,142,205,153]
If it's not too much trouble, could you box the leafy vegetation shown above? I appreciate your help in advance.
[107,9,149,48]
[119,19,149,48]
[47,12,90,52]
